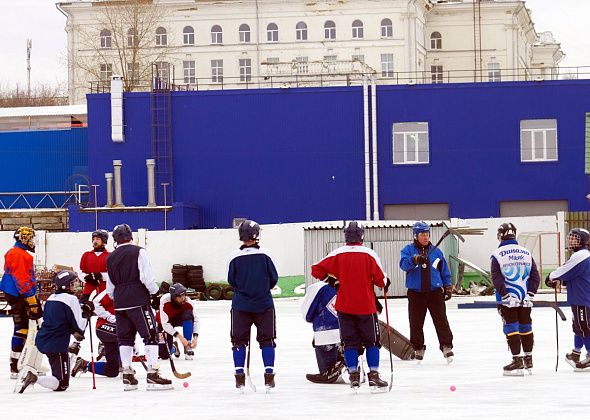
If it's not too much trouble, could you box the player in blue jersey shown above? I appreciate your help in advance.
[491,223,540,376]
[228,220,279,391]
[546,227,590,371]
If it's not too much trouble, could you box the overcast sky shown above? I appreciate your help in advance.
[0,0,588,91]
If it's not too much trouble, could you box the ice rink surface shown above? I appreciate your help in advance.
[0,294,587,420]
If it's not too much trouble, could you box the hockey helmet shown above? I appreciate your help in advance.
[92,229,109,244]
[412,221,430,237]
[14,226,36,252]
[344,221,364,243]
[238,220,260,242]
[170,283,188,299]
[497,222,517,241]
[112,224,133,245]
[53,270,79,291]
[567,228,590,251]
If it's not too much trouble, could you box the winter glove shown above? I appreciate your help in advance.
[375,295,383,314]
[84,272,102,287]
[502,294,520,308]
[443,285,453,301]
[383,278,391,294]
[412,254,428,266]
[150,293,161,310]
[107,314,116,324]
[25,296,43,320]
[73,332,85,342]
[522,292,534,308]
[325,275,340,290]
[545,275,559,289]
[81,301,95,319]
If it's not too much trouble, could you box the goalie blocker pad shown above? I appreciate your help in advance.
[378,320,413,360]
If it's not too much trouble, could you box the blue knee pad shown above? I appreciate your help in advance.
[519,323,532,334]
[503,322,519,336]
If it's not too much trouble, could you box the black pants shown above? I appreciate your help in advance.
[7,294,28,355]
[337,312,380,350]
[46,352,70,391]
[96,322,120,377]
[572,305,590,337]
[116,305,158,347]
[497,305,533,355]
[407,289,453,351]
[230,308,276,349]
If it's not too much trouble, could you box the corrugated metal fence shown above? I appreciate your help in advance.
[304,223,457,297]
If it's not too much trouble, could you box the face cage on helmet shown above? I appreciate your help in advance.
[567,232,583,250]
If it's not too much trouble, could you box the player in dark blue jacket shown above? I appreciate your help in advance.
[546,228,590,371]
[228,220,278,391]
[17,270,88,393]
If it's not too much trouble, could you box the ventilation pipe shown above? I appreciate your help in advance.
[111,75,124,143]
[113,160,124,207]
[105,172,114,207]
[363,76,371,221]
[371,77,380,220]
[146,159,156,207]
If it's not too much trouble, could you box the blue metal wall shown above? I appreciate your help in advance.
[0,128,88,205]
[85,80,590,229]
[376,80,590,218]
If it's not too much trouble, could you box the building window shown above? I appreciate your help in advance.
[267,23,278,42]
[295,56,308,74]
[183,26,195,45]
[352,54,365,63]
[381,54,394,77]
[488,62,501,82]
[100,29,112,49]
[431,65,443,83]
[155,27,167,47]
[239,58,252,82]
[381,18,393,38]
[183,60,196,84]
[393,122,430,165]
[126,62,139,84]
[430,32,442,49]
[324,55,337,73]
[100,64,113,83]
[352,20,364,39]
[127,28,138,47]
[324,20,336,40]
[520,119,558,162]
[211,25,223,44]
[211,59,223,83]
[296,21,307,41]
[155,61,170,81]
[239,24,251,43]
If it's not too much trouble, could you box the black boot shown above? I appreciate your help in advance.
[17,370,38,394]
[503,356,524,376]
[575,356,590,372]
[412,346,425,362]
[565,350,581,369]
[122,368,138,391]
[264,372,275,390]
[235,372,246,389]
[349,370,360,389]
[71,357,89,377]
[523,354,533,372]
[367,371,388,392]
[442,346,454,364]
[147,368,173,390]
[10,357,19,380]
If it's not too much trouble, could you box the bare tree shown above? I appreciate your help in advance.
[72,0,173,94]
[0,82,68,107]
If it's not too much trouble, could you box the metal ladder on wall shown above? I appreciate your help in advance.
[151,63,174,204]
[472,0,483,82]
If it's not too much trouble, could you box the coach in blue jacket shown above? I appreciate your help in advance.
[400,221,454,363]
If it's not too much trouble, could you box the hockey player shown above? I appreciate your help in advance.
[311,221,388,392]
[0,226,42,379]
[79,229,110,303]
[546,227,590,371]
[71,288,120,378]
[400,221,454,363]
[16,270,89,393]
[156,283,200,360]
[301,277,344,384]
[491,223,541,376]
[228,220,279,391]
[106,224,172,391]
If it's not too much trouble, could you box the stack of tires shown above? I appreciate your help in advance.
[171,264,206,293]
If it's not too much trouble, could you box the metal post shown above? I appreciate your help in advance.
[161,182,169,231]
[91,184,99,231]
[105,173,113,207]
[113,160,124,207]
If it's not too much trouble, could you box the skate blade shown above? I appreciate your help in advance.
[574,366,590,372]
[237,386,245,394]
[147,383,174,391]
[566,359,578,369]
[123,384,138,391]
[503,369,524,377]
[445,357,454,364]
[10,373,18,380]
[185,356,194,361]
[525,368,533,375]
[265,386,273,394]
[369,385,388,394]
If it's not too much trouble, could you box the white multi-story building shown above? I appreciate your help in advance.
[57,0,564,104]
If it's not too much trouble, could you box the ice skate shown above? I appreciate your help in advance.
[565,350,581,369]
[97,342,105,361]
[71,357,89,377]
[235,372,246,393]
[574,356,590,372]
[306,361,342,384]
[264,372,275,393]
[367,371,388,393]
[412,348,425,364]
[503,356,524,377]
[122,368,138,391]
[146,368,173,391]
[170,341,181,358]
[184,348,194,360]
[349,370,361,392]
[523,354,533,374]
[15,368,38,394]
[68,341,81,355]
[10,358,19,380]
[442,346,454,364]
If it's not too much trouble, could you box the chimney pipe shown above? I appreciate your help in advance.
[105,173,114,207]
[113,160,124,207]
[146,159,156,207]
